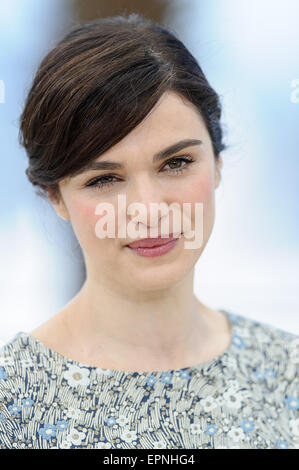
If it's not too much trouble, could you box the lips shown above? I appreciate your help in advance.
[126,233,180,249]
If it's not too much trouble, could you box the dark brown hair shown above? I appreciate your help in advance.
[19,12,226,203]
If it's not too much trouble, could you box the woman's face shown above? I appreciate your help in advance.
[51,91,222,293]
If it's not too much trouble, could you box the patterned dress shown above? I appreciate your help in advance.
[0,311,298,449]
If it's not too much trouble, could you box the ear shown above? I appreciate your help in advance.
[214,155,223,189]
[47,187,70,221]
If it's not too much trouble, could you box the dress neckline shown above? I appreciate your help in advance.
[15,309,238,377]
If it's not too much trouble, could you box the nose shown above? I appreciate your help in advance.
[125,175,172,231]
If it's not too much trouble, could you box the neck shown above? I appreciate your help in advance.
[60,271,212,370]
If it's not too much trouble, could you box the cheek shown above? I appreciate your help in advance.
[180,172,215,238]
[182,171,214,205]
[68,198,104,242]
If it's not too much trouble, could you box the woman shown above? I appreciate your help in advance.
[0,13,298,450]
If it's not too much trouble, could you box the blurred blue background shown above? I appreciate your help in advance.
[0,0,298,343]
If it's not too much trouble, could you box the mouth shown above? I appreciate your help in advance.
[125,233,182,249]
[125,233,182,258]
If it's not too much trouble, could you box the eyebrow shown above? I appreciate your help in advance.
[73,139,203,176]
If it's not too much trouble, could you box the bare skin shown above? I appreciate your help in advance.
[30,296,232,372]
[30,90,231,373]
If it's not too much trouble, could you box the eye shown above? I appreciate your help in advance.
[161,155,195,175]
[85,155,195,191]
[85,174,118,190]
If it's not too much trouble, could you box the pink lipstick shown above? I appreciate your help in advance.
[126,234,181,258]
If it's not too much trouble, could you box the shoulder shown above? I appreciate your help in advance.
[0,331,64,449]
[0,331,35,390]
[227,311,298,382]
[0,331,53,387]
[0,333,30,448]
[228,311,299,351]
[0,331,35,369]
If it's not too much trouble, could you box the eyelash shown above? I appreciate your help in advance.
[85,155,195,190]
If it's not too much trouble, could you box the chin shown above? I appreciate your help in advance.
[124,259,191,292]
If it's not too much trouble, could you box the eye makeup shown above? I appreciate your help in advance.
[84,155,195,191]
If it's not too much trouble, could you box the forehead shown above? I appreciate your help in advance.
[103,91,206,158]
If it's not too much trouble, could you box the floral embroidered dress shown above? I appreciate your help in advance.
[0,311,298,449]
